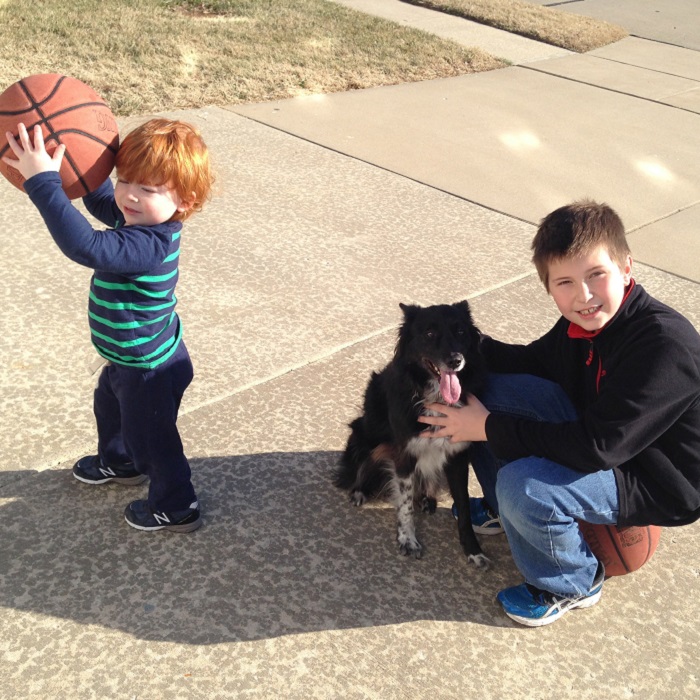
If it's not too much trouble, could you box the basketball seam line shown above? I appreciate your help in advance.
[604,525,631,573]
[0,126,118,159]
[18,76,91,197]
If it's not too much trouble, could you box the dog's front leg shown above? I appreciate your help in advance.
[392,453,422,558]
[445,452,490,568]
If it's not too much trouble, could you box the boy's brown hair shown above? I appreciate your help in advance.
[531,199,631,290]
[116,118,214,222]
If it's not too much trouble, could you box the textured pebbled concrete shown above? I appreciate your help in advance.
[1,2,699,699]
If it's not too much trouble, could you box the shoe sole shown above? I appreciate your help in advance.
[503,588,603,628]
[73,471,148,486]
[473,523,505,536]
[124,515,202,533]
[453,509,504,536]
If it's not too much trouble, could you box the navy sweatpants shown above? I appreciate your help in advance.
[94,341,196,512]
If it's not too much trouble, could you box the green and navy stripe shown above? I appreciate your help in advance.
[89,230,183,369]
[22,173,186,371]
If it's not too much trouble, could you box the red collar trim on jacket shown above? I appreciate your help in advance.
[567,279,636,340]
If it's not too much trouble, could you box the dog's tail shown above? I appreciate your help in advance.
[334,418,393,499]
[334,418,370,488]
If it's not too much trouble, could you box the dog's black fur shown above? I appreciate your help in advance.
[335,301,489,566]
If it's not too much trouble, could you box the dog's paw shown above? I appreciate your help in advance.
[349,490,367,507]
[398,534,423,559]
[467,553,491,569]
[419,496,437,514]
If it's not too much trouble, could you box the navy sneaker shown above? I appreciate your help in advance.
[124,499,202,533]
[452,497,504,535]
[73,455,147,486]
[497,563,605,627]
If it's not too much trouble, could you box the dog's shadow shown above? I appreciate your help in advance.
[0,452,520,644]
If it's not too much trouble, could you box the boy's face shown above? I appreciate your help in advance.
[547,245,632,332]
[115,177,188,226]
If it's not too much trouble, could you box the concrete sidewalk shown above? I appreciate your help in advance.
[1,2,699,699]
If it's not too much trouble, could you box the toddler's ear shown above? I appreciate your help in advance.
[177,192,197,213]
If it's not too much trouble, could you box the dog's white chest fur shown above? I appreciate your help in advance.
[406,386,470,480]
[407,401,469,483]
[407,435,469,479]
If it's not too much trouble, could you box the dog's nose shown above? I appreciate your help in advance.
[447,353,465,370]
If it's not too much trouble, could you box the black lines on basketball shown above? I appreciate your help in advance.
[0,74,119,199]
[18,74,67,112]
[603,525,631,573]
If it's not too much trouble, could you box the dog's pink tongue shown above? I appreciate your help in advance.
[440,372,461,405]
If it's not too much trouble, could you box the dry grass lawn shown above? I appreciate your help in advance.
[404,0,627,52]
[0,0,504,116]
[0,0,627,117]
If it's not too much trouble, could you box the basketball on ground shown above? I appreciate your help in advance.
[579,522,661,577]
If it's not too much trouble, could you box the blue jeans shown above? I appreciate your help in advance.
[471,374,619,597]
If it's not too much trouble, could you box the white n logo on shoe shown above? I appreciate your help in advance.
[153,512,171,525]
[99,466,117,478]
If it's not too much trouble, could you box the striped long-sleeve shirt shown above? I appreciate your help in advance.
[25,172,184,370]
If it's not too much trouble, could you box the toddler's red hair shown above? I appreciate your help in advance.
[116,118,214,221]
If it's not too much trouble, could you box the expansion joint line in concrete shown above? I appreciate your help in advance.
[228,110,538,229]
[626,200,700,235]
[521,62,700,116]
[180,269,537,417]
[179,323,401,417]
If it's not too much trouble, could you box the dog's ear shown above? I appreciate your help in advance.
[455,300,483,344]
[455,300,475,324]
[395,303,419,359]
[399,302,420,321]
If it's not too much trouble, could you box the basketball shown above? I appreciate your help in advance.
[0,74,119,199]
[579,522,661,577]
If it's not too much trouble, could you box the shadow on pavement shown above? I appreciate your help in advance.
[0,453,518,644]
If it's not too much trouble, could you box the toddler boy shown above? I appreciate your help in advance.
[3,118,214,532]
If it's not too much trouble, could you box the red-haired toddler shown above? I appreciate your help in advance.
[3,119,214,532]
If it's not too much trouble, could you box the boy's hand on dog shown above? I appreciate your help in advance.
[419,394,490,443]
[2,123,66,181]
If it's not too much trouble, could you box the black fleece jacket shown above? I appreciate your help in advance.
[482,281,700,527]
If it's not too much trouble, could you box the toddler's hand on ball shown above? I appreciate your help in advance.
[2,123,65,181]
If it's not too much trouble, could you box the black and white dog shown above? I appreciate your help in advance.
[334,301,489,567]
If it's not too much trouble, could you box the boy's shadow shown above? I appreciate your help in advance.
[0,453,519,643]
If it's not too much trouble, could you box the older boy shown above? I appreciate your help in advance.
[419,200,700,626]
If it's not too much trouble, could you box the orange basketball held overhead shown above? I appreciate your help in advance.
[0,74,119,199]
[579,521,661,577]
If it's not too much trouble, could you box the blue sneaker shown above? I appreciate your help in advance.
[452,497,504,535]
[497,563,605,627]
[73,454,147,486]
[124,499,202,533]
